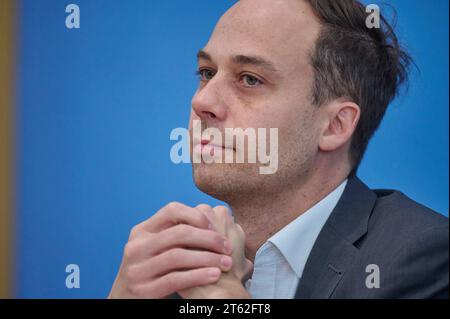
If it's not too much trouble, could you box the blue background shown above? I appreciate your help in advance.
[15,0,449,298]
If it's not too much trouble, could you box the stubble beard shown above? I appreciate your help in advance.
[192,147,313,206]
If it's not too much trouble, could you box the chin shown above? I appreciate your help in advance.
[192,163,265,201]
[192,164,230,199]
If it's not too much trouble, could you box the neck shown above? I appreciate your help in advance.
[229,164,349,262]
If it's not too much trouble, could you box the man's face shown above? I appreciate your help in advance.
[190,0,323,201]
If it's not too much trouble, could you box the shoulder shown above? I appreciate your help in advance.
[368,188,448,237]
[349,186,448,298]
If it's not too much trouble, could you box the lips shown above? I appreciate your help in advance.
[202,139,226,149]
[194,138,235,149]
[193,139,235,157]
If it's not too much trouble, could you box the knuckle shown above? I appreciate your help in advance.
[196,204,212,212]
[199,211,213,227]
[126,282,136,295]
[128,284,144,297]
[196,205,214,221]
[124,236,148,261]
[129,225,141,239]
[173,224,191,238]
[123,241,136,260]
[211,232,225,248]
[215,206,230,218]
[124,265,138,285]
[164,273,178,291]
[165,201,182,212]
[215,205,228,211]
[167,248,184,263]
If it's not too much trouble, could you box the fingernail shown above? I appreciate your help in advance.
[223,240,233,253]
[220,256,232,268]
[208,268,220,279]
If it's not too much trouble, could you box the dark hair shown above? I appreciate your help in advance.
[306,0,412,174]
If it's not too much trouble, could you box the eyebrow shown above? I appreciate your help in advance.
[197,50,212,62]
[197,49,279,74]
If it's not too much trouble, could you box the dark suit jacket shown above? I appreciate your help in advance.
[294,175,449,299]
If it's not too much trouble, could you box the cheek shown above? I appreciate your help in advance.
[278,107,319,154]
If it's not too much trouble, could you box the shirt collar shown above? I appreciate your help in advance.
[267,179,348,278]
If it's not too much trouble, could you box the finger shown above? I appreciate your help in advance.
[124,225,232,263]
[211,205,232,235]
[135,202,212,234]
[195,204,213,214]
[128,249,232,282]
[214,205,233,227]
[214,205,231,218]
[195,204,217,229]
[131,267,221,298]
[156,224,233,255]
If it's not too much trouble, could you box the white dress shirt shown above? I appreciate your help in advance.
[245,179,348,299]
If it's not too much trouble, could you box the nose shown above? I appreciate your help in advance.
[191,76,227,123]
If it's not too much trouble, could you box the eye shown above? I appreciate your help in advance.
[241,74,263,88]
[197,68,216,81]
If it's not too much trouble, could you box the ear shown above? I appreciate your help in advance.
[319,100,360,152]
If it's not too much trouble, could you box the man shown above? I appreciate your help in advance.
[109,0,449,299]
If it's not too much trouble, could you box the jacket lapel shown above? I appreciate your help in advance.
[294,175,377,299]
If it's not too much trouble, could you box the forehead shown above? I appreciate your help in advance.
[203,0,320,72]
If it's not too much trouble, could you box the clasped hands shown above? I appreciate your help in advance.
[108,203,253,299]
